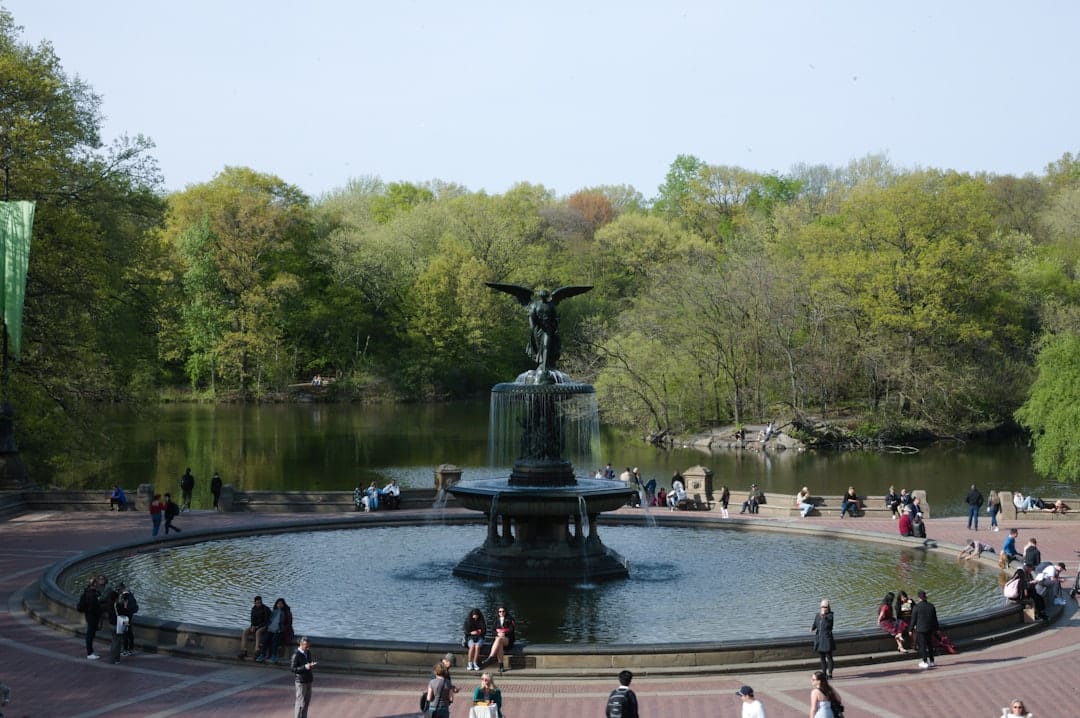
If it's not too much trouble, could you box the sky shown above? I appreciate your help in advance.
[4,1,1079,201]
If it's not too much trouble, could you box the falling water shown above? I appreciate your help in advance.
[577,495,593,588]
[488,384,600,469]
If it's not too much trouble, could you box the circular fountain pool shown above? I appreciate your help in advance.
[60,522,1000,644]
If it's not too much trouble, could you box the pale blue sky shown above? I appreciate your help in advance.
[4,1,1078,199]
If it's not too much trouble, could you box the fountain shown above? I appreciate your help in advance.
[447,283,635,583]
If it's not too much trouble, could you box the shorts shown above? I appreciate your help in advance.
[467,637,483,648]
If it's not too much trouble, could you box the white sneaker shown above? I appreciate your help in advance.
[87,653,100,660]
[929,661,936,668]
[918,660,929,669]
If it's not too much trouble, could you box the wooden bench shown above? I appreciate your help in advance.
[755,491,929,519]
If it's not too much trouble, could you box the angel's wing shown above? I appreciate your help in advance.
[485,282,534,307]
[550,285,593,304]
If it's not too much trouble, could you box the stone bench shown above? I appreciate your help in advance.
[754,491,929,519]
[22,489,138,513]
[230,489,451,513]
[997,491,1078,522]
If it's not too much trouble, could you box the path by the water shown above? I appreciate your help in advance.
[1,508,1077,717]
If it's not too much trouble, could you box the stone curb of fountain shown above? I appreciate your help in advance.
[22,509,1061,679]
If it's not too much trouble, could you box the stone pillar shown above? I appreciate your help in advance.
[912,490,930,519]
[434,464,462,492]
[219,483,235,512]
[683,465,714,507]
[136,483,154,512]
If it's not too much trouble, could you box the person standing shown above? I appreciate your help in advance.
[809,670,841,718]
[427,660,454,718]
[987,489,1001,531]
[604,670,638,718]
[911,589,939,669]
[210,472,223,510]
[149,493,165,537]
[77,576,105,659]
[103,580,123,664]
[965,483,984,530]
[180,467,195,511]
[116,583,139,657]
[811,599,836,678]
[290,636,316,718]
[735,685,766,718]
[163,493,182,534]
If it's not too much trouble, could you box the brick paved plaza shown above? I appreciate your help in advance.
[1,508,1078,717]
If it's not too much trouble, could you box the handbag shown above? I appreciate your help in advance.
[116,615,130,634]
[1003,576,1022,600]
[419,691,430,712]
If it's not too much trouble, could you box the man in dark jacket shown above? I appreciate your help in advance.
[910,590,939,669]
[180,467,195,510]
[78,576,106,660]
[239,595,272,659]
[164,493,182,534]
[605,670,638,718]
[291,636,316,718]
[210,472,223,510]
[116,584,139,656]
[965,484,984,531]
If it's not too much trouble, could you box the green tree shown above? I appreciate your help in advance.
[0,9,166,481]
[1016,333,1080,480]
[164,167,309,398]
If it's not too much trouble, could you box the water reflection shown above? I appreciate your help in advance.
[64,525,1001,644]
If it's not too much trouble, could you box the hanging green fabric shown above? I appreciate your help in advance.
[0,201,35,359]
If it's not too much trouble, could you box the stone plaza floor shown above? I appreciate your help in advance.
[1,506,1078,717]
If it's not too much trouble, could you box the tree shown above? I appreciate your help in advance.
[163,167,309,398]
[0,9,166,481]
[1015,333,1080,481]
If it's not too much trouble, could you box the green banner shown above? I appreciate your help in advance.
[0,201,35,359]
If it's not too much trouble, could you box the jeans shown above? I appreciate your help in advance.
[967,504,979,529]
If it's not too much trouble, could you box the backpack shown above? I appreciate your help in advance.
[165,500,179,519]
[606,688,631,718]
[1003,573,1023,600]
[77,588,90,613]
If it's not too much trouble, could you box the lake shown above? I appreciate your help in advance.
[91,402,1073,517]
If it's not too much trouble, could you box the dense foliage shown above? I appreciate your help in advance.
[4,9,1080,480]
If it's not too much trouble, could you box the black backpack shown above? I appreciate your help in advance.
[606,688,631,718]
[76,587,91,613]
[165,500,180,519]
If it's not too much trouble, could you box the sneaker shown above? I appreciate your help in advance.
[1055,598,1068,605]
[87,653,100,660]
[918,661,929,669]
[255,655,265,663]
[929,661,936,668]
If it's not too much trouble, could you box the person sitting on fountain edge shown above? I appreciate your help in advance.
[740,484,763,514]
[380,479,401,510]
[481,606,516,673]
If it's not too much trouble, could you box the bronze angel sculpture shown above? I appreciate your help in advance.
[486,283,592,376]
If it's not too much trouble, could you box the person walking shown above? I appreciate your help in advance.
[149,494,165,537]
[604,670,638,718]
[426,660,454,718]
[290,636,316,718]
[809,670,843,718]
[988,489,1002,531]
[180,467,195,511]
[210,472,223,510]
[811,599,836,678]
[911,589,939,669]
[163,493,182,534]
[965,483,984,530]
[735,685,767,718]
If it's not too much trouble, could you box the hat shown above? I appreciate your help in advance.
[735,685,754,697]
[443,652,457,666]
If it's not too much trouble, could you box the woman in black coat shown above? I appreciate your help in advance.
[811,599,836,679]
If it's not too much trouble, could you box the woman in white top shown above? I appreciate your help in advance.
[809,670,840,718]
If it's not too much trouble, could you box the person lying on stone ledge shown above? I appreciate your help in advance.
[1043,499,1070,514]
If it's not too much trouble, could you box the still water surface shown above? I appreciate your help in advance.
[65,524,1001,644]
[94,402,1073,517]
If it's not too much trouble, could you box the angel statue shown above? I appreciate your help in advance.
[486,283,592,379]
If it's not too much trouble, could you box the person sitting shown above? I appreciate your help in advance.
[1021,565,1049,620]
[885,486,901,518]
[472,672,503,717]
[656,487,666,508]
[839,486,861,518]
[353,484,364,511]
[481,606,516,673]
[958,538,996,560]
[911,512,927,538]
[362,482,380,511]
[1035,562,1067,606]
[740,484,762,514]
[894,591,914,650]
[463,608,486,671]
[108,486,128,511]
[1002,698,1033,717]
[898,508,914,536]
[1014,492,1038,513]
[239,595,272,659]
[999,528,1023,569]
[380,479,401,510]
[259,598,293,664]
[643,478,657,506]
[667,477,687,510]
[796,487,815,518]
[877,591,906,652]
